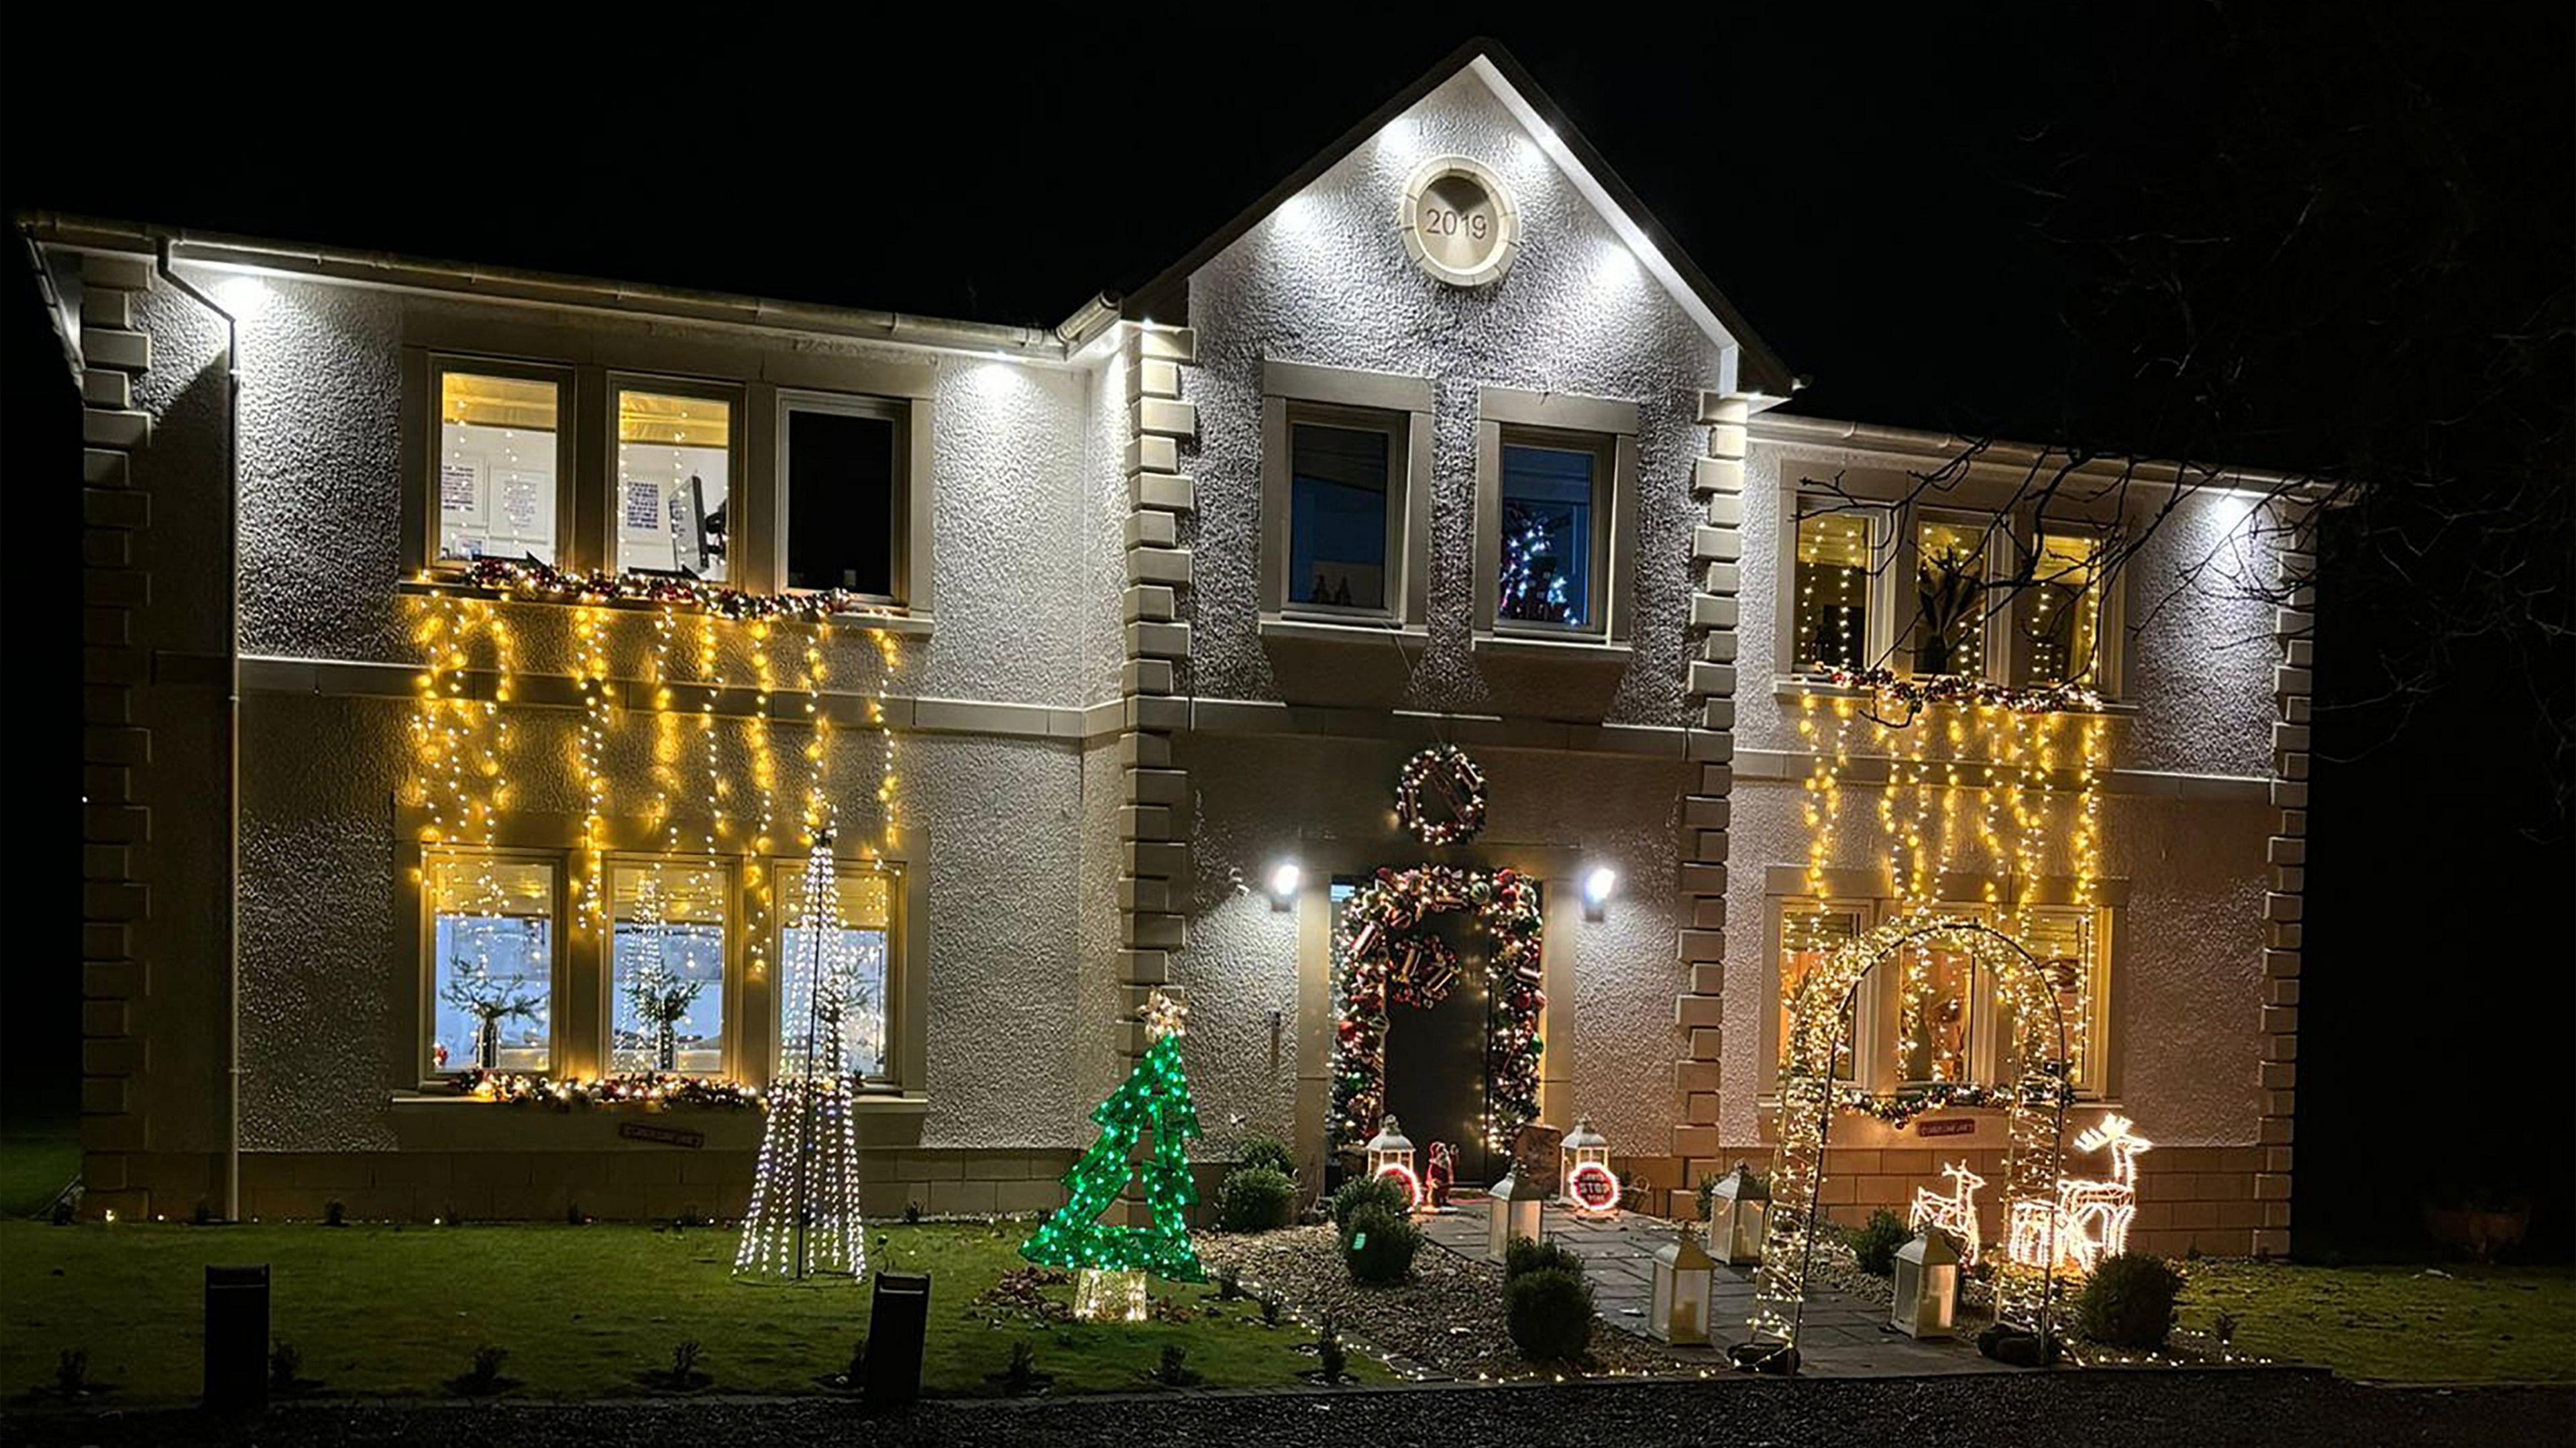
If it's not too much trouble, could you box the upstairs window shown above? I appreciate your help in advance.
[1791,502,1874,672]
[2025,530,2109,686]
[433,366,563,565]
[425,853,557,1076]
[782,393,908,600]
[1496,430,1611,631]
[1286,411,1401,616]
[614,385,735,582]
[609,860,729,1075]
[1912,514,1992,677]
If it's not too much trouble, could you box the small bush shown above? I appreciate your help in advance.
[55,1348,88,1397]
[669,1339,702,1382]
[2074,1253,2184,1349]
[2211,1309,2239,1345]
[1847,1209,1911,1277]
[191,1200,216,1226]
[1342,1204,1421,1284]
[566,1202,588,1226]
[1215,1265,1244,1300]
[1216,1166,1298,1233]
[845,1336,867,1388]
[1236,1136,1299,1180]
[450,1343,513,1396]
[323,1199,346,1227]
[1504,1235,1585,1281]
[1004,1338,1040,1394]
[1330,1174,1407,1236]
[1149,1343,1200,1387]
[1258,1291,1284,1327]
[903,1201,923,1223]
[268,1339,302,1392]
[1316,1317,1347,1382]
[1505,1268,1594,1362]
[50,1197,74,1226]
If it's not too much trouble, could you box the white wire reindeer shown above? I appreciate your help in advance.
[2007,1113,2153,1274]
[1908,1161,1987,1265]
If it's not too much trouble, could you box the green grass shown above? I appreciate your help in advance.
[2177,1259,2576,1382]
[0,1129,79,1218]
[1,1219,1374,1401]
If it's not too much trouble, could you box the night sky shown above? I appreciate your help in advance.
[5,7,2568,1256]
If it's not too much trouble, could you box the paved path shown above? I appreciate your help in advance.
[1418,1199,2010,1377]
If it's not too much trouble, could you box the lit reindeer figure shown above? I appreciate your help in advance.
[2007,1113,2153,1274]
[1907,1162,1987,1265]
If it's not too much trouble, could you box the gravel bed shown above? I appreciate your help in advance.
[11,1374,2571,1448]
[1195,1225,1696,1380]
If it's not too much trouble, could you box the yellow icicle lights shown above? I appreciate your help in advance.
[572,602,610,927]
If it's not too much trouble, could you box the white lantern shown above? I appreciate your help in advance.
[1650,1230,1718,1345]
[1364,1114,1421,1212]
[1891,1229,1960,1339]
[1560,1115,1619,1214]
[1485,1166,1546,1262]
[1704,1159,1770,1266]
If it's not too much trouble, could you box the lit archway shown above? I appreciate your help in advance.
[1737,916,2074,1369]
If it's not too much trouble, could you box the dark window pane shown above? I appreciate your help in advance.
[1288,423,1390,610]
[787,408,898,596]
[1792,504,1872,671]
[1498,443,1595,627]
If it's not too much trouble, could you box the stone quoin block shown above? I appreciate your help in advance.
[1122,511,1177,549]
[83,327,151,372]
[1124,435,1179,476]
[1689,594,1738,630]
[1125,620,1189,658]
[1123,584,1177,622]
[1699,698,1736,732]
[1118,732,1171,769]
[1120,659,1175,696]
[1699,632,1738,664]
[1124,768,1189,807]
[1125,546,1191,588]
[1129,472,1195,512]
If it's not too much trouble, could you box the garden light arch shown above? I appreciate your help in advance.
[1735,916,2075,1371]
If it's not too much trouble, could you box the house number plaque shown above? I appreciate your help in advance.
[1401,156,1520,288]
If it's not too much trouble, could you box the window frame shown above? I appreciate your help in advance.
[1259,359,1434,634]
[772,389,917,606]
[600,852,743,1080]
[607,373,748,585]
[420,355,578,573]
[1770,461,2129,697]
[1761,895,1881,1096]
[767,856,912,1091]
[1785,492,1893,674]
[417,846,568,1081]
[1472,386,1640,648]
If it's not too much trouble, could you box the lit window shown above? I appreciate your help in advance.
[610,862,728,1076]
[426,854,555,1075]
[1287,415,1400,615]
[1913,516,1990,677]
[2016,909,2107,1092]
[1496,433,1609,630]
[1898,929,1978,1084]
[1779,905,1866,1082]
[779,866,895,1082]
[783,395,906,598]
[435,372,559,565]
[1792,502,1874,672]
[2026,531,2108,686]
[615,388,733,581]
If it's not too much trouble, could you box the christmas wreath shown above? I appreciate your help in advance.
[1394,745,1487,846]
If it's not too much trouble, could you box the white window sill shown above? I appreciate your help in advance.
[1473,632,1633,663]
[1768,675,2135,715]
[1258,616,1430,649]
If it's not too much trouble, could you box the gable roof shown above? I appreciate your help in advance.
[1117,38,1799,399]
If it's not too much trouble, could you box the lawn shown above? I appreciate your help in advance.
[2176,1259,2576,1382]
[0,1219,1381,1402]
[0,1128,78,1218]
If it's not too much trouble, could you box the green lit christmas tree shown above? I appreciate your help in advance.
[1022,989,1205,1321]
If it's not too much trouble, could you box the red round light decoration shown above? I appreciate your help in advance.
[1566,1160,1623,1214]
[1373,1162,1424,1213]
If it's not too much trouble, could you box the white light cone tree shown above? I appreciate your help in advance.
[735,829,867,1280]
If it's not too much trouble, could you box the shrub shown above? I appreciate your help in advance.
[268,1339,303,1391]
[1215,1265,1244,1300]
[2074,1253,2184,1349]
[1330,1174,1407,1236]
[669,1339,703,1383]
[1316,1317,1347,1382]
[1216,1166,1298,1233]
[323,1199,346,1227]
[1505,1268,1594,1362]
[453,1344,511,1396]
[1149,1343,1200,1387]
[1847,1209,1911,1277]
[1258,1291,1284,1327]
[1236,1136,1299,1180]
[903,1201,923,1223]
[1342,1204,1421,1284]
[1003,1339,1040,1394]
[845,1336,868,1388]
[1504,1235,1585,1281]
[55,1349,88,1397]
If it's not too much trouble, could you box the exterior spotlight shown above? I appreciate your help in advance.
[1582,867,1617,920]
[1267,860,1302,908]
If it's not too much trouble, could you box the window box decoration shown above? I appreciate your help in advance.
[1650,1230,1719,1345]
[1364,1114,1421,1213]
[1891,1228,1961,1339]
[1560,1115,1619,1215]
[1703,1160,1770,1266]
